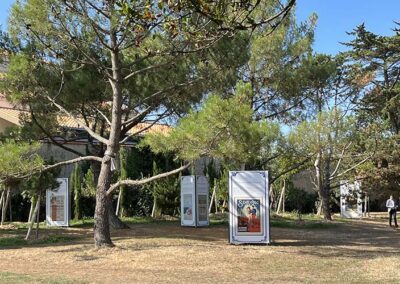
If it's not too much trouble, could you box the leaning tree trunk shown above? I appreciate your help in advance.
[209,185,216,214]
[1,187,11,225]
[26,192,41,240]
[151,195,157,218]
[276,180,286,215]
[27,196,36,225]
[115,189,122,216]
[35,190,42,239]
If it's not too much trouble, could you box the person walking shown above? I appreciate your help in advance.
[386,195,398,228]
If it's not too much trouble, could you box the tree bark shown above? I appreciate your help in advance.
[93,32,123,246]
[0,190,4,224]
[9,196,12,222]
[108,198,129,229]
[1,187,11,225]
[315,149,332,220]
[115,189,122,216]
[25,192,40,240]
[94,158,114,247]
[320,184,332,220]
[28,196,36,224]
[276,180,286,215]
[209,186,216,214]
[35,190,42,239]
[214,186,218,214]
[316,201,323,216]
[151,195,157,218]
[221,199,226,213]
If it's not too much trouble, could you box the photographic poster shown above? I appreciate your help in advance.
[183,194,193,220]
[236,198,262,234]
[46,178,69,226]
[197,194,208,222]
[50,194,65,221]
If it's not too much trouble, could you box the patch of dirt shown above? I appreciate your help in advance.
[0,224,18,230]
[0,218,400,283]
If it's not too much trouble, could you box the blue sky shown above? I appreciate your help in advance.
[1,0,399,55]
[296,0,400,54]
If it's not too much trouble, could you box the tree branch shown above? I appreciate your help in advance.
[5,156,102,182]
[270,156,312,184]
[107,163,191,196]
[44,95,109,145]
[30,109,86,157]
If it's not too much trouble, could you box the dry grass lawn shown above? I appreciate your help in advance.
[1,216,399,283]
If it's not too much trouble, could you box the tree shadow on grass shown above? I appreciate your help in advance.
[272,220,400,259]
[3,217,399,262]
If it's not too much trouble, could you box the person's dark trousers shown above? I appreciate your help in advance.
[389,209,398,227]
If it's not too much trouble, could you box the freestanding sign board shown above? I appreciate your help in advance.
[46,178,69,226]
[181,176,209,227]
[229,171,270,244]
[340,180,362,218]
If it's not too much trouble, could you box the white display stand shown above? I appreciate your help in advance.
[46,178,70,226]
[340,180,362,218]
[229,171,270,244]
[181,176,209,227]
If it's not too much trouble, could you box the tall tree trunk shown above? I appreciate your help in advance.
[315,150,332,220]
[320,184,332,220]
[93,28,123,247]
[94,159,114,247]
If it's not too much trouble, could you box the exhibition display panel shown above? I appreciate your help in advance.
[229,171,270,244]
[181,175,209,227]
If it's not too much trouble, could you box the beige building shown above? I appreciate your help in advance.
[0,94,171,178]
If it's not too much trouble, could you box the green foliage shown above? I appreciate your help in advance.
[345,23,400,134]
[343,24,400,194]
[145,161,180,216]
[247,10,316,122]
[143,82,281,167]
[82,168,96,198]
[284,183,318,214]
[70,164,82,220]
[0,140,43,184]
[289,109,356,154]
[20,157,60,198]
